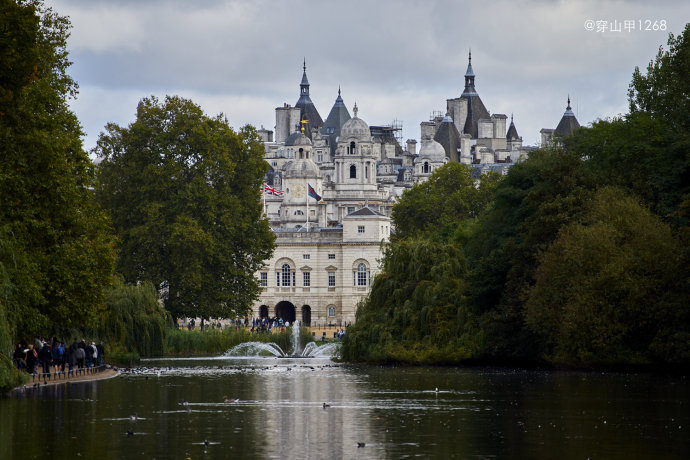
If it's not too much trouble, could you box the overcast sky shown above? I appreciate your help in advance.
[45,0,689,153]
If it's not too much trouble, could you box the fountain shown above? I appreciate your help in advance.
[224,323,340,358]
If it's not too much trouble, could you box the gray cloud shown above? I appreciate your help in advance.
[46,0,690,149]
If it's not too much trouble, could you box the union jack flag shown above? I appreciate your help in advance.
[264,184,283,196]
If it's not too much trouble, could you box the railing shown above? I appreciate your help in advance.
[29,364,108,383]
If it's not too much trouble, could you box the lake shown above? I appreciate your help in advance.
[1,356,689,459]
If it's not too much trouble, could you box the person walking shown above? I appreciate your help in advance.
[25,344,38,374]
[96,342,105,366]
[13,344,25,370]
[38,342,52,374]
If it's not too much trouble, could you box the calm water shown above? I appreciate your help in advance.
[1,357,689,459]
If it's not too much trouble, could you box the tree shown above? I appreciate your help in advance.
[464,148,596,359]
[0,0,116,339]
[629,24,690,131]
[342,164,499,363]
[391,162,500,241]
[94,96,275,320]
[525,187,689,366]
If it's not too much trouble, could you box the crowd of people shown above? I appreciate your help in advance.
[12,337,105,375]
[178,316,352,335]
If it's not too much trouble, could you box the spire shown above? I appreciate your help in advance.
[353,102,358,118]
[300,59,310,95]
[462,50,476,96]
[563,94,575,116]
[507,113,520,140]
[555,94,580,136]
[335,86,344,104]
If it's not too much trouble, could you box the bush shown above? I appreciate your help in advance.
[166,326,297,356]
[107,351,141,367]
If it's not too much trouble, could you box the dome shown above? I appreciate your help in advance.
[416,139,446,163]
[340,104,370,142]
[283,158,319,179]
[285,131,312,147]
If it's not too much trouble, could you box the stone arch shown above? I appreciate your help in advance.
[259,305,269,319]
[275,301,296,323]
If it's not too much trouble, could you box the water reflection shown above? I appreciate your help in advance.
[1,359,689,459]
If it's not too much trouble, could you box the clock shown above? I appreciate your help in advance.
[293,184,306,198]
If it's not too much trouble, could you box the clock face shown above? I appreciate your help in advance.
[293,184,305,198]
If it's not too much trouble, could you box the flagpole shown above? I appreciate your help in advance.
[306,182,309,231]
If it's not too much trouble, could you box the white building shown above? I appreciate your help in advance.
[253,57,567,325]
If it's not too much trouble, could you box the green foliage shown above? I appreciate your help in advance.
[629,23,690,131]
[343,164,501,364]
[526,187,689,366]
[94,96,275,320]
[0,0,116,340]
[465,148,595,358]
[166,327,292,356]
[107,351,141,367]
[342,239,480,364]
[392,162,500,241]
[565,113,690,226]
[0,352,27,394]
[99,278,171,357]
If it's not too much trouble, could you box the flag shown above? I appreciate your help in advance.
[308,184,321,201]
[264,184,283,196]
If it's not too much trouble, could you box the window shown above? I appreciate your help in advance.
[347,207,355,214]
[303,254,310,260]
[328,254,335,260]
[294,210,304,216]
[276,272,280,286]
[326,127,335,134]
[317,154,323,162]
[349,141,356,154]
[423,161,430,173]
[358,225,365,234]
[350,164,357,178]
[260,272,267,287]
[281,264,291,287]
[357,263,367,286]
[303,271,310,287]
[365,165,369,179]
[328,272,336,287]
[328,305,336,317]
[272,161,277,167]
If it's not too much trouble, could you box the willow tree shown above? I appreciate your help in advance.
[94,96,275,320]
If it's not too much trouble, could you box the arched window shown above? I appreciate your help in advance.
[365,165,369,179]
[298,147,303,159]
[357,263,367,286]
[328,305,336,317]
[423,161,430,173]
[350,141,356,154]
[294,210,304,216]
[350,164,357,179]
[281,264,291,287]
